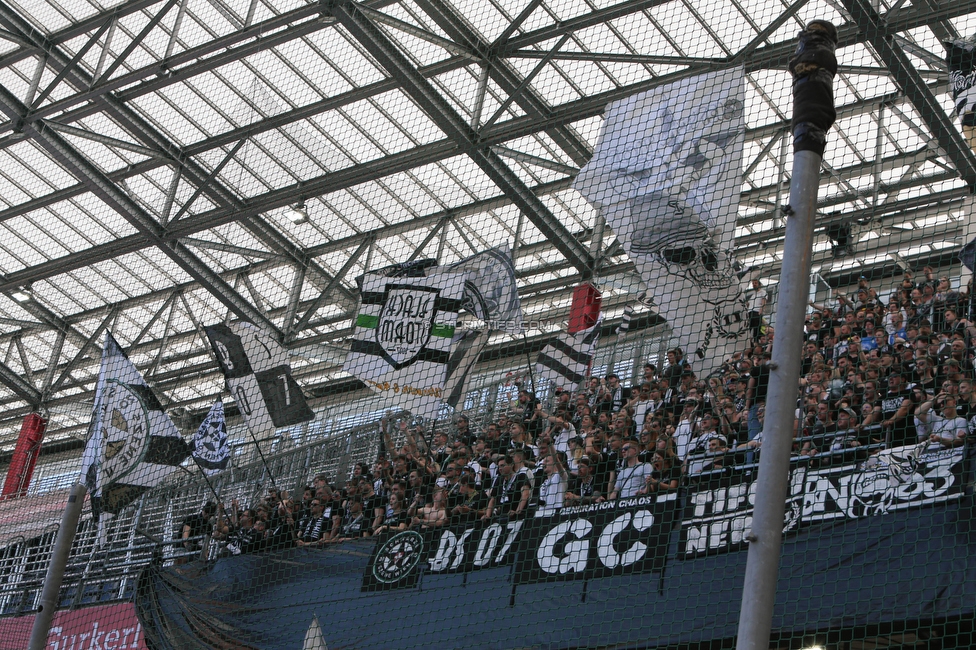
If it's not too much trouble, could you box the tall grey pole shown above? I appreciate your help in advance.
[736,21,837,650]
[28,481,87,650]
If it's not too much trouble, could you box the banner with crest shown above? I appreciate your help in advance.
[344,270,467,418]
[80,332,189,517]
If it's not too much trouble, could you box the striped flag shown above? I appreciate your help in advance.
[344,271,466,418]
[80,332,189,517]
[191,400,230,475]
[617,304,635,335]
[535,317,602,392]
[443,329,490,410]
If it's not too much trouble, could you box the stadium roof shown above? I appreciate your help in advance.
[0,0,972,452]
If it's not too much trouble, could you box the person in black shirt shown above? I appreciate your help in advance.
[747,358,772,441]
[372,492,409,536]
[179,501,216,563]
[450,475,488,524]
[334,498,369,540]
[296,499,333,547]
[454,415,476,447]
[605,374,631,412]
[662,348,688,391]
[266,499,297,551]
[224,509,258,556]
[880,371,917,447]
[646,452,680,492]
[508,422,536,462]
[483,423,509,457]
[406,469,432,509]
[483,456,531,520]
[566,456,604,505]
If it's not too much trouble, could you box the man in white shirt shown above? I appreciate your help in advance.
[609,439,652,500]
[535,448,569,517]
[673,398,700,460]
[915,394,968,450]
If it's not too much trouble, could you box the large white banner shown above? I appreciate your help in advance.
[81,332,188,516]
[574,67,750,376]
[345,271,466,418]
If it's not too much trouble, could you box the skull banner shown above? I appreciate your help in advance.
[574,67,750,376]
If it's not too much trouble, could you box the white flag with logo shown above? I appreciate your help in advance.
[344,271,466,418]
[80,332,189,516]
[574,67,750,376]
[206,322,314,439]
[436,245,522,409]
[191,400,230,475]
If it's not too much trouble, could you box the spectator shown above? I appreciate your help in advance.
[224,509,259,556]
[335,498,369,540]
[673,398,700,461]
[450,476,489,524]
[372,492,409,536]
[509,421,537,462]
[566,456,604,505]
[646,451,680,492]
[915,393,967,449]
[296,498,333,547]
[483,456,532,520]
[880,371,918,447]
[748,279,767,342]
[179,501,216,563]
[535,448,569,516]
[609,439,652,500]
[411,489,448,529]
[454,414,475,447]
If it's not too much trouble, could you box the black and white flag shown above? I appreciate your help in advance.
[344,271,466,418]
[206,322,314,437]
[574,68,750,377]
[946,37,976,126]
[438,245,522,409]
[535,316,602,392]
[617,304,635,335]
[80,332,189,517]
[191,400,230,475]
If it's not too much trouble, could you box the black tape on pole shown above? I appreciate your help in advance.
[789,20,838,155]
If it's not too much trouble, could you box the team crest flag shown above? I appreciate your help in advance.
[344,271,466,418]
[80,332,189,516]
[205,322,314,438]
[574,67,750,376]
[191,400,230,475]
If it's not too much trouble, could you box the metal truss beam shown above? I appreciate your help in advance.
[0,0,961,205]
[0,87,283,339]
[0,2,974,330]
[841,0,976,188]
[0,2,358,313]
[413,0,593,166]
[329,0,597,277]
[0,357,40,405]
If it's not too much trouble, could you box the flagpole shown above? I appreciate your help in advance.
[735,20,836,650]
[27,482,87,650]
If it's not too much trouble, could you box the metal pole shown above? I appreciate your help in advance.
[736,20,836,650]
[27,481,87,650]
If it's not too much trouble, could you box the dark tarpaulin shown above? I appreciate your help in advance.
[136,500,976,650]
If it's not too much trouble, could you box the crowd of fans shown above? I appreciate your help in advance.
[179,267,976,557]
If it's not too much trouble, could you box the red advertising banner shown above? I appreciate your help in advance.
[0,602,145,650]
